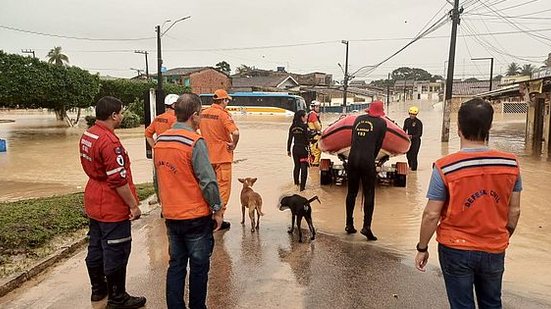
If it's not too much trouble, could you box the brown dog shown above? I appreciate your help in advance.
[238,177,264,232]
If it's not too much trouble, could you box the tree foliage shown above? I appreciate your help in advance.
[0,51,99,125]
[520,64,536,76]
[96,79,188,105]
[47,46,69,66]
[391,67,433,81]
[215,61,231,75]
[235,64,257,75]
[506,62,520,76]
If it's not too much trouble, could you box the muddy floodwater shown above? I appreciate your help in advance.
[1,102,550,304]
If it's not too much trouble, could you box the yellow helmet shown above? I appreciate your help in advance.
[408,106,419,115]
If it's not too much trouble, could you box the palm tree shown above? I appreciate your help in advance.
[520,64,536,76]
[506,62,520,76]
[47,46,69,66]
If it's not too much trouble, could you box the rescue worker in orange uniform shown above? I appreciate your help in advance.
[415,98,522,308]
[79,96,146,309]
[145,93,178,148]
[307,101,322,166]
[199,89,239,230]
[154,93,224,309]
[145,93,178,203]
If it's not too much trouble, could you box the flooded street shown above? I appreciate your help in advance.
[1,102,550,305]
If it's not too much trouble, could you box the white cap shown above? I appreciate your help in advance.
[164,94,179,106]
[310,100,320,107]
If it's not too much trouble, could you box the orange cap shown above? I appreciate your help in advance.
[213,89,232,100]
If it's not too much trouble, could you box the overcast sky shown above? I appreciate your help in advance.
[1,0,550,81]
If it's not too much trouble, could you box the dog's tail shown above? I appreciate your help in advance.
[308,195,321,204]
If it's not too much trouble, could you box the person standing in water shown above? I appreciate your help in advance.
[345,101,387,240]
[287,110,310,191]
[403,106,423,171]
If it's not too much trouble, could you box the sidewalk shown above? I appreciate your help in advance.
[0,207,547,309]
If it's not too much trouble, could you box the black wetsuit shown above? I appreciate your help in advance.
[345,114,387,230]
[287,122,310,191]
[403,117,423,171]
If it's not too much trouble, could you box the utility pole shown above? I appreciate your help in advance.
[21,49,35,58]
[342,40,349,114]
[441,0,463,142]
[386,72,391,110]
[134,50,149,80]
[472,57,494,91]
[156,25,165,114]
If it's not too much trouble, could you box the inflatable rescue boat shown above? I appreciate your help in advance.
[318,114,411,160]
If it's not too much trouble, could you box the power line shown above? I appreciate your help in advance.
[0,24,155,41]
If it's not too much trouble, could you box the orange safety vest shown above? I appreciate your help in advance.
[145,109,177,138]
[154,128,211,220]
[434,150,520,253]
[199,104,238,164]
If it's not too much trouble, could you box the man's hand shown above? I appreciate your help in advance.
[287,151,291,157]
[129,206,142,221]
[415,251,429,272]
[212,210,224,231]
[226,142,236,151]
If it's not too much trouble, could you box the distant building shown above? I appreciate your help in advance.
[393,80,442,102]
[160,67,231,94]
[293,72,333,87]
[231,75,300,92]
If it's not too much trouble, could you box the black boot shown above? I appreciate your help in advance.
[87,266,107,301]
[360,227,378,241]
[106,268,146,309]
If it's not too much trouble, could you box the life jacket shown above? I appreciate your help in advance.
[80,122,137,222]
[434,149,520,253]
[154,128,211,220]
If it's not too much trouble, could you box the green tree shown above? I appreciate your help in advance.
[464,77,480,82]
[0,51,99,126]
[391,67,432,81]
[96,79,188,124]
[520,64,536,75]
[47,46,69,66]
[506,62,520,76]
[235,64,256,75]
[493,74,503,81]
[215,61,231,75]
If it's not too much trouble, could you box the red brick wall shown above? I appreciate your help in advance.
[190,69,231,94]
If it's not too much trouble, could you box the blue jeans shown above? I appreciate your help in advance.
[166,216,214,309]
[438,244,505,309]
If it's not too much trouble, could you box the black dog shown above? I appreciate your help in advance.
[279,195,320,242]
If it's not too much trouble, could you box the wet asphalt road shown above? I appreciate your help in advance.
[1,206,548,309]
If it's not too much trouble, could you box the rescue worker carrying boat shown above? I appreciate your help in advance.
[307,101,322,166]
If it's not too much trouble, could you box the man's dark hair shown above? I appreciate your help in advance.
[174,93,202,122]
[96,96,123,121]
[458,98,493,141]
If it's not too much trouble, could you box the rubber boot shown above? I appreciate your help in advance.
[106,268,146,309]
[87,266,107,301]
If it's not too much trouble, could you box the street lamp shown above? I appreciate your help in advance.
[156,16,191,114]
[341,40,349,114]
[471,57,494,91]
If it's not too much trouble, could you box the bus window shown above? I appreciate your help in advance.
[295,97,306,111]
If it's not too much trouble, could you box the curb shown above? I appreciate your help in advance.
[0,195,158,298]
[0,237,88,298]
